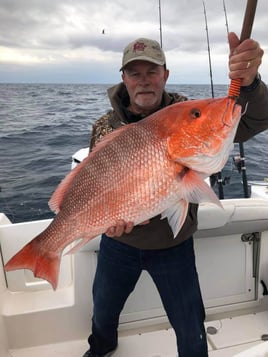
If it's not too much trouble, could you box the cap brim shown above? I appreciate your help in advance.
[120,57,165,71]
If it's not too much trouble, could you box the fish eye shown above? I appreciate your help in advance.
[190,108,201,119]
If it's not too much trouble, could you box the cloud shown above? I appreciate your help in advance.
[0,0,267,84]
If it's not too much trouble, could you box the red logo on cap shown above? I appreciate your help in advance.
[133,42,147,52]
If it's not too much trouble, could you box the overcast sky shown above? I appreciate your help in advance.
[0,0,267,84]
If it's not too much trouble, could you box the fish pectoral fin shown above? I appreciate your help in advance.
[181,169,222,208]
[161,200,189,238]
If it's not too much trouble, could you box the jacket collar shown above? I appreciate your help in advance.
[107,82,176,124]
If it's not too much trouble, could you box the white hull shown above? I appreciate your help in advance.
[1,195,268,356]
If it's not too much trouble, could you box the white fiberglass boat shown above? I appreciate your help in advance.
[1,149,268,357]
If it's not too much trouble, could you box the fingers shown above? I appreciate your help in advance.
[139,220,150,225]
[105,219,150,237]
[105,220,134,237]
[228,32,240,52]
[228,32,264,86]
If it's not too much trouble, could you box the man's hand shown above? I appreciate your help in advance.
[105,219,150,237]
[228,32,263,87]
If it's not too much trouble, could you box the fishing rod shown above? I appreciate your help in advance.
[158,0,163,48]
[226,0,258,198]
[223,0,247,199]
[202,1,215,99]
[203,1,225,199]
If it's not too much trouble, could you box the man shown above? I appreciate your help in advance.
[83,35,268,357]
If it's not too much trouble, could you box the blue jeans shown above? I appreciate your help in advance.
[88,235,208,357]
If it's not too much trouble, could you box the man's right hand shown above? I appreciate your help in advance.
[105,219,150,237]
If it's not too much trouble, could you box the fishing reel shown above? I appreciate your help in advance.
[233,154,243,173]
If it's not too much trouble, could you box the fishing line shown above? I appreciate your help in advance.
[0,187,16,222]
[203,1,224,198]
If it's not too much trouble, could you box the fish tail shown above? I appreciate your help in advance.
[4,238,60,290]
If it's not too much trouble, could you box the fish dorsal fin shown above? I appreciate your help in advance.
[48,158,89,213]
[49,124,135,213]
[90,122,135,155]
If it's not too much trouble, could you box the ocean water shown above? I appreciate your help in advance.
[0,83,267,223]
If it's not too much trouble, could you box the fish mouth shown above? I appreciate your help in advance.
[222,98,241,127]
[177,98,241,176]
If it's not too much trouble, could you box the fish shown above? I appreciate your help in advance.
[4,95,241,290]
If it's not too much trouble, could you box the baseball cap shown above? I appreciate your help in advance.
[120,38,166,71]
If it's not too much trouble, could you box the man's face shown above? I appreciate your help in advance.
[122,60,169,115]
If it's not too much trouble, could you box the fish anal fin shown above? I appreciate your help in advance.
[64,234,93,255]
[4,240,60,290]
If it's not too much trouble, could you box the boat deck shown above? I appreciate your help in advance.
[2,195,268,357]
[8,311,268,357]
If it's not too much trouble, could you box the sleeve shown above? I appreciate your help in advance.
[235,79,268,142]
[89,111,115,151]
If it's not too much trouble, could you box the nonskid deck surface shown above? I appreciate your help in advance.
[9,311,268,357]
